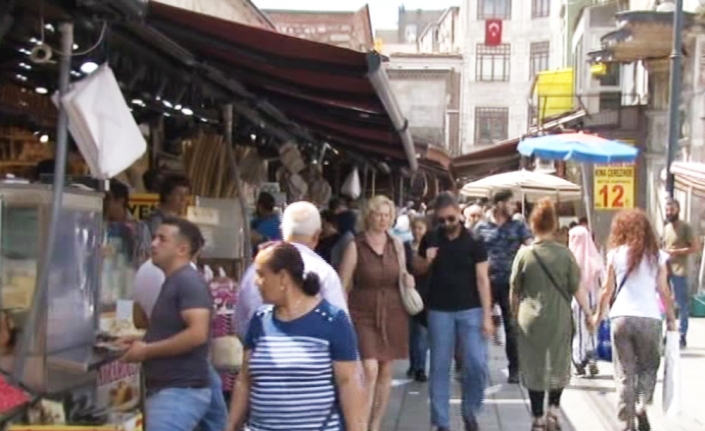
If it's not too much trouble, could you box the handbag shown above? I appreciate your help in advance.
[391,236,424,315]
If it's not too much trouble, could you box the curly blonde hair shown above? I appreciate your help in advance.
[361,195,396,232]
[608,209,659,274]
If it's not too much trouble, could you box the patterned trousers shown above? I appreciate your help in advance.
[611,316,662,425]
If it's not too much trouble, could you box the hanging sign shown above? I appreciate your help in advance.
[593,164,635,210]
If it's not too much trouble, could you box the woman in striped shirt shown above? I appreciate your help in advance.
[226,242,365,431]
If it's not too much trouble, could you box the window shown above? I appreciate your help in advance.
[596,62,620,86]
[478,0,511,19]
[532,0,550,18]
[476,44,510,82]
[599,92,622,111]
[529,42,550,79]
[405,24,417,43]
[475,107,509,144]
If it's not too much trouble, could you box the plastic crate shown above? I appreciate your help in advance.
[691,293,705,317]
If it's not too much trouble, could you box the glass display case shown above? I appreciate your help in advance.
[0,183,103,393]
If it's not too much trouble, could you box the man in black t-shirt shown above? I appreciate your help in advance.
[417,193,493,431]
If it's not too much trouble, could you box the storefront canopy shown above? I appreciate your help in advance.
[146,2,417,170]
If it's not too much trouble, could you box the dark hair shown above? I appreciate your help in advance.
[108,180,130,204]
[257,192,276,212]
[261,242,321,296]
[529,198,557,234]
[161,216,205,257]
[336,210,357,235]
[578,216,589,225]
[143,170,162,193]
[492,189,513,205]
[666,198,680,210]
[433,192,459,211]
[159,174,191,203]
[320,209,336,225]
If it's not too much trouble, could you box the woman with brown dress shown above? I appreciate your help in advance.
[339,195,408,431]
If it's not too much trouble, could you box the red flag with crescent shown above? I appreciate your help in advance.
[485,19,502,46]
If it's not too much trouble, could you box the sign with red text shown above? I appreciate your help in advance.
[593,164,635,210]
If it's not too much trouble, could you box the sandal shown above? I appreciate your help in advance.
[546,413,562,431]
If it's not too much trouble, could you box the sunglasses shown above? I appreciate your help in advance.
[437,215,457,225]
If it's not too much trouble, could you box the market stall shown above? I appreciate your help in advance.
[1,0,422,429]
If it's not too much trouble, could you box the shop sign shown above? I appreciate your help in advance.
[127,194,193,220]
[593,164,635,210]
[95,361,140,412]
[127,194,159,220]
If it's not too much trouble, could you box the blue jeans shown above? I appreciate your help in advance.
[409,318,429,373]
[428,308,488,429]
[199,365,228,431]
[146,387,211,431]
[670,275,690,338]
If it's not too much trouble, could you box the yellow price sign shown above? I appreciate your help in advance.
[593,164,635,210]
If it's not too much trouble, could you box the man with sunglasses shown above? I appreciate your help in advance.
[473,189,532,384]
[417,193,493,431]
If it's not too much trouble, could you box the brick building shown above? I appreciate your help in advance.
[263,6,374,52]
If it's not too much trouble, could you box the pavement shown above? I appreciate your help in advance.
[381,318,705,431]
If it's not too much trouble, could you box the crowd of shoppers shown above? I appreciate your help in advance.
[115,178,691,431]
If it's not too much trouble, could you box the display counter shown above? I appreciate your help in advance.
[0,184,142,430]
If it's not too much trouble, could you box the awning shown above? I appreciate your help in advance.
[587,10,696,63]
[671,161,705,198]
[147,2,417,170]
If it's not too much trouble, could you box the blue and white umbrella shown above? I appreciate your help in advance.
[517,132,638,164]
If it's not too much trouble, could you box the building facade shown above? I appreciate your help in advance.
[460,0,565,153]
[263,7,373,51]
[157,0,275,28]
[376,8,463,155]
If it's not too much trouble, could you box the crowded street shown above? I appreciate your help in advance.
[2,1,705,431]
[382,319,705,431]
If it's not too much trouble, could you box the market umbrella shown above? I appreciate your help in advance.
[516,132,639,227]
[460,169,582,202]
[517,133,638,164]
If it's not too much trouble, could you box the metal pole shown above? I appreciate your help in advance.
[581,164,593,231]
[666,0,684,198]
[12,21,73,383]
[223,104,252,266]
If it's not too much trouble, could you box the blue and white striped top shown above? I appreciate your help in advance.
[245,300,359,431]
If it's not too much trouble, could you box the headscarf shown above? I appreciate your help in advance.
[568,225,604,292]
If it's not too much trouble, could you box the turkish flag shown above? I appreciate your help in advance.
[485,19,502,46]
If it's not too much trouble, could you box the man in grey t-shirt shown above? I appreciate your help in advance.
[121,217,214,431]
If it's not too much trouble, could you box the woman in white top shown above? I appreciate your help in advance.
[592,209,676,431]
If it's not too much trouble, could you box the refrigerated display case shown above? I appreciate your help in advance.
[0,183,104,393]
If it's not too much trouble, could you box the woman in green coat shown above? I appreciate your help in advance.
[510,198,593,431]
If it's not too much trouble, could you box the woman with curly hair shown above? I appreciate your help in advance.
[592,209,676,431]
[510,198,591,431]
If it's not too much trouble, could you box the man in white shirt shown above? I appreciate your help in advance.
[234,200,349,338]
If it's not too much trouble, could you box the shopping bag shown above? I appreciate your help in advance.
[662,330,681,417]
[596,319,612,361]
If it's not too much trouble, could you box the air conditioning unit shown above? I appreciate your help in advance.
[77,0,149,20]
[533,157,556,174]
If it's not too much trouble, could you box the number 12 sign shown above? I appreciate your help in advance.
[593,164,635,210]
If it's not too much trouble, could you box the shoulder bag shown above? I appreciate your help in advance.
[530,249,572,306]
[391,236,424,315]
